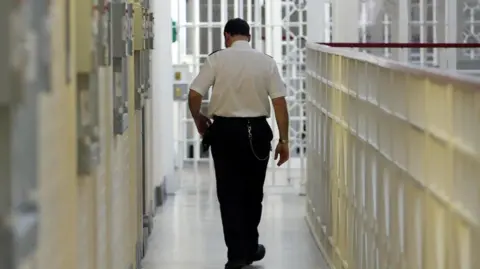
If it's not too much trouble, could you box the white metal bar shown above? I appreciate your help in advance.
[272,0,283,62]
[221,0,227,30]
[239,0,244,18]
[360,2,367,42]
[469,5,476,60]
[397,0,409,62]
[384,13,390,57]
[192,0,200,172]
[445,0,457,70]
[433,0,438,65]
[234,0,239,17]
[175,1,182,64]
[264,0,273,56]
[271,0,284,185]
[246,0,252,23]
[208,0,213,53]
[298,2,306,194]
[254,0,262,50]
[207,0,214,175]
[265,0,274,183]
[283,1,293,181]
[419,0,425,66]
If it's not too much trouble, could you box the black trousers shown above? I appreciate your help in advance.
[209,116,273,261]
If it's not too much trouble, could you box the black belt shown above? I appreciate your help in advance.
[213,115,267,123]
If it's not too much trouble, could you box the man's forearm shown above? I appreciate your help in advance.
[272,97,289,141]
[188,90,203,118]
[275,109,289,141]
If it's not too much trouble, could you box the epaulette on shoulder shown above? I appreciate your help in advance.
[264,53,273,58]
[208,49,223,56]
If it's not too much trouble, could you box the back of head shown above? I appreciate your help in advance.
[223,18,251,47]
[224,18,250,37]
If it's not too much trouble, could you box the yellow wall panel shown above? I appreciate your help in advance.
[36,1,78,269]
[14,0,154,268]
[110,134,132,269]
[77,177,96,269]
[96,67,112,269]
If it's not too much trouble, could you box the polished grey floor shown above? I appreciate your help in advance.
[142,167,328,269]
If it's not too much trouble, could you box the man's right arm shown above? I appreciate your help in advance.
[272,97,289,142]
[268,61,289,142]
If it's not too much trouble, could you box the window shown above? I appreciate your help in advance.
[186,0,260,55]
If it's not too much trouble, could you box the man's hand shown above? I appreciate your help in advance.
[274,142,289,166]
[193,113,212,136]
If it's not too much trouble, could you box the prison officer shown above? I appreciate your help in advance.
[188,18,290,269]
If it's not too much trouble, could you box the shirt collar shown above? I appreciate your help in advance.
[231,40,251,49]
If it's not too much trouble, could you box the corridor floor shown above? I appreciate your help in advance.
[142,166,328,269]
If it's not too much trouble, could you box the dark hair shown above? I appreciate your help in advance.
[224,18,250,37]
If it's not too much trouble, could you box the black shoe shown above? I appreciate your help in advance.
[247,244,266,264]
[225,260,248,269]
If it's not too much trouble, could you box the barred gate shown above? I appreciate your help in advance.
[171,0,308,191]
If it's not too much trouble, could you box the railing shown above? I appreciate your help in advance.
[315,42,480,71]
[305,43,480,269]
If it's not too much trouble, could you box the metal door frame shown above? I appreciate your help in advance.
[171,0,308,190]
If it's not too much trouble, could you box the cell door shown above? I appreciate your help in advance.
[172,0,308,192]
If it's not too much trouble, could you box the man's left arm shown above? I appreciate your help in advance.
[189,58,215,118]
[189,57,215,134]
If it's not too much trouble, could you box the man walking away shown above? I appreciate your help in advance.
[188,18,290,269]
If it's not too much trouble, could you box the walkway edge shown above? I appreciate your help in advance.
[305,215,334,269]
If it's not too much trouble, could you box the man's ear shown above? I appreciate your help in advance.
[247,35,251,42]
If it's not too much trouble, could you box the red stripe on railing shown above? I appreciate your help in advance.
[261,36,295,41]
[317,42,480,48]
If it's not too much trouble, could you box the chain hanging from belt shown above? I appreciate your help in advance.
[247,120,270,161]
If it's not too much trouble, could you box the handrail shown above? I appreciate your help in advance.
[306,42,480,88]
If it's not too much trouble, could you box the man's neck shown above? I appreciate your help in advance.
[230,39,250,48]
[230,37,249,46]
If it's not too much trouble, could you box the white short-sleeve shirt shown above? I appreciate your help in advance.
[189,40,287,118]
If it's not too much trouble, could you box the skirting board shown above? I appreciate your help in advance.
[136,241,143,269]
[305,215,334,269]
[143,227,149,255]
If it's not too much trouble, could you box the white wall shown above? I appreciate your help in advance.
[152,0,175,191]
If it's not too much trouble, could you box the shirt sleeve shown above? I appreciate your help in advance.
[268,60,287,99]
[189,57,216,96]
